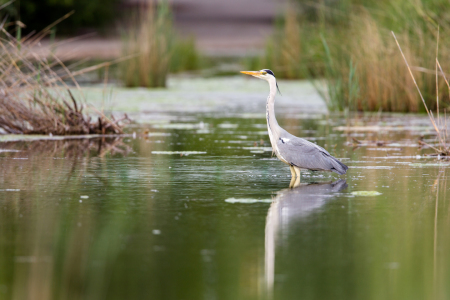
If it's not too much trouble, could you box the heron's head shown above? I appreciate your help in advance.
[240,69,276,82]
[240,69,281,94]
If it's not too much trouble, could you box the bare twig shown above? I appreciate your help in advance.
[392,32,439,133]
[392,31,448,154]
[436,26,440,133]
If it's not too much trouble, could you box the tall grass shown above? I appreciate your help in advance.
[321,11,427,112]
[319,36,359,112]
[121,1,201,88]
[255,0,450,112]
[170,37,201,73]
[121,2,172,88]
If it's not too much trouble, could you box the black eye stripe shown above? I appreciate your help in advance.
[262,69,275,76]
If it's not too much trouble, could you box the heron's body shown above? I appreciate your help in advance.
[241,69,348,186]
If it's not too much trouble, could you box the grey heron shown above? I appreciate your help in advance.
[241,69,348,186]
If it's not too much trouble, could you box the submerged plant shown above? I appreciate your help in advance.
[0,18,127,135]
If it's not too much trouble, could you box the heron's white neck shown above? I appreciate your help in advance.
[266,77,279,133]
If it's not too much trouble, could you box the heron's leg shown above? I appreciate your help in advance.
[292,176,301,188]
[289,176,296,188]
[293,166,301,179]
[289,165,296,178]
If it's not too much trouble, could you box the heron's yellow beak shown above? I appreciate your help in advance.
[240,71,261,77]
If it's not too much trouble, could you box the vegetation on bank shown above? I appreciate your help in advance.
[249,0,450,113]
[0,19,127,135]
[5,0,449,116]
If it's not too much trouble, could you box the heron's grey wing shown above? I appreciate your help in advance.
[277,136,348,174]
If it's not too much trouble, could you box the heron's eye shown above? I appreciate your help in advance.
[261,71,267,75]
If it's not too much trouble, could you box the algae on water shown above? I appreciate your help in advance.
[225,198,272,203]
[351,191,382,196]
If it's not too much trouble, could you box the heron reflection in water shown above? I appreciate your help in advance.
[264,180,348,295]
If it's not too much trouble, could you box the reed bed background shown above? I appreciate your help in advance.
[393,32,450,156]
[249,0,450,113]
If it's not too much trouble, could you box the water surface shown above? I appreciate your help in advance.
[0,109,449,300]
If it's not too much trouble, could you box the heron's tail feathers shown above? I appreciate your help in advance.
[329,157,348,175]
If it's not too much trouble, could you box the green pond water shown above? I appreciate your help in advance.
[1,80,450,300]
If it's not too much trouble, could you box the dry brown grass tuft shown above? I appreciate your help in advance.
[0,18,128,135]
[344,12,421,111]
[320,9,450,112]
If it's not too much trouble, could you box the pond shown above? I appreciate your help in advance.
[0,78,449,300]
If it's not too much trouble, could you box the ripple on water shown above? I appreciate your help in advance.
[351,191,383,196]
[151,151,207,155]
